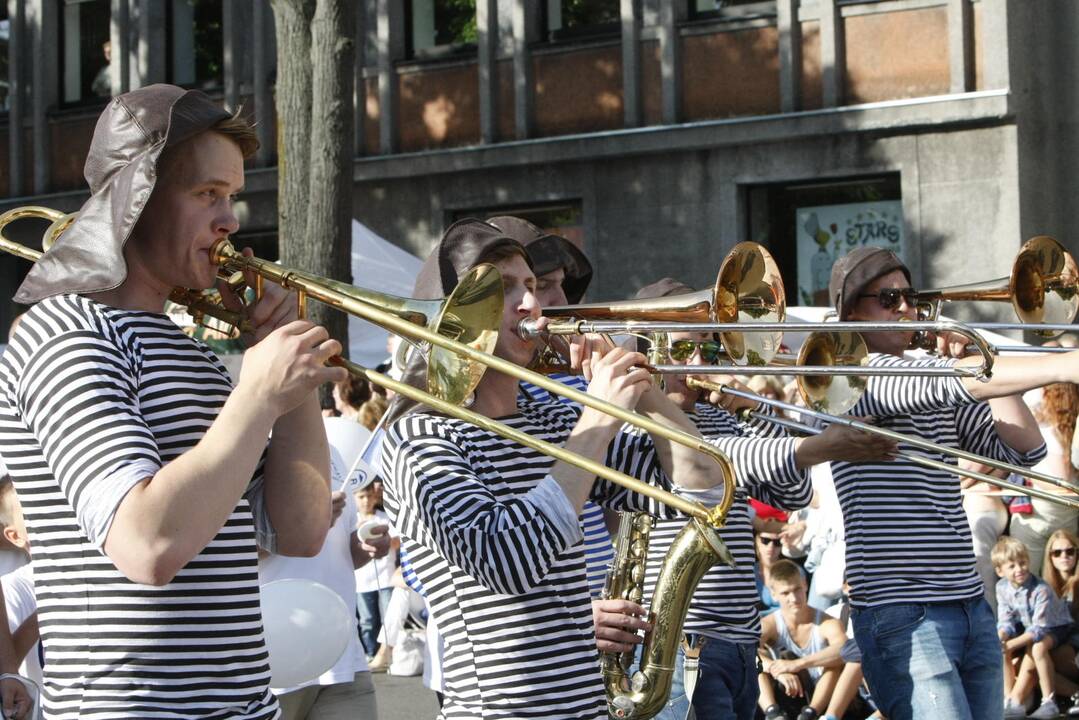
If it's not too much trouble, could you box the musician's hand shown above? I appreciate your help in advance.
[582,346,653,413]
[217,247,299,346]
[775,672,803,698]
[794,419,897,467]
[592,599,651,654]
[238,321,348,416]
[0,676,31,720]
[694,374,759,414]
[571,334,614,377]
[934,331,971,359]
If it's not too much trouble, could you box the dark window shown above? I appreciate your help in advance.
[690,0,777,21]
[59,0,111,105]
[546,0,619,41]
[168,0,223,89]
[405,0,476,60]
[450,202,586,251]
[0,5,9,111]
[746,175,903,307]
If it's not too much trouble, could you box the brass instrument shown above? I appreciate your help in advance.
[539,242,786,365]
[684,378,1079,507]
[915,235,1079,335]
[0,206,252,334]
[602,512,731,720]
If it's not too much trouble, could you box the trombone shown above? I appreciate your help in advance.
[207,239,738,528]
[681,378,1079,509]
[915,235,1079,335]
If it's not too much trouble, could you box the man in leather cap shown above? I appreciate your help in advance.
[380,218,725,719]
[0,84,344,719]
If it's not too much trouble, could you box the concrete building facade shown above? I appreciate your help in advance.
[0,0,1074,334]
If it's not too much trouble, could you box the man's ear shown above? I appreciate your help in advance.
[2,526,25,550]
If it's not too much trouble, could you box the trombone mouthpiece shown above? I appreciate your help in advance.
[517,318,542,340]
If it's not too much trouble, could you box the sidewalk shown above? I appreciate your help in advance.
[372,671,441,719]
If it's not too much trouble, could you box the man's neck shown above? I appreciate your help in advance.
[88,275,170,313]
[469,368,522,419]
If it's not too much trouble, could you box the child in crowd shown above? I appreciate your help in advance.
[0,476,41,689]
[995,536,1073,718]
[757,559,848,720]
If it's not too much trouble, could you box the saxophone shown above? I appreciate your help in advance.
[601,511,734,719]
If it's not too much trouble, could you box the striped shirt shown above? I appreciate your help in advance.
[838,353,1046,609]
[642,403,808,645]
[381,395,677,720]
[0,295,277,719]
[520,376,614,597]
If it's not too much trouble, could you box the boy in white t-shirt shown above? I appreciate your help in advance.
[355,480,399,664]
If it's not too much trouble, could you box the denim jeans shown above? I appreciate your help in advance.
[357,587,393,655]
[648,637,759,720]
[851,597,1003,720]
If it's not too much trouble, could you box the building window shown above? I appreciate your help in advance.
[746,175,903,307]
[546,0,619,41]
[0,5,9,111]
[59,0,111,105]
[405,0,476,60]
[690,0,777,21]
[168,0,224,89]
[450,202,585,250]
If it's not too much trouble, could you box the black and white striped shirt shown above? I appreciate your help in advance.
[381,396,678,720]
[838,353,1046,609]
[642,403,808,645]
[0,295,277,719]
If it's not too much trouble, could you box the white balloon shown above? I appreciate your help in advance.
[261,579,352,688]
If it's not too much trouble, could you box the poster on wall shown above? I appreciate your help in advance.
[795,200,906,307]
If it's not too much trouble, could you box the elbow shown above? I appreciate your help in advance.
[274,524,330,558]
[111,547,189,587]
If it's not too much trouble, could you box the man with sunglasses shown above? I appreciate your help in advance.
[824,246,1060,720]
[632,278,897,720]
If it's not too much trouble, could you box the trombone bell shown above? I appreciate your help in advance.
[714,242,785,366]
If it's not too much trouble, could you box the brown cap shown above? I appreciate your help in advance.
[828,247,911,320]
[15,84,236,304]
[486,215,593,304]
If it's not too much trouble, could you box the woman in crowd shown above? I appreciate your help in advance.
[1043,528,1079,700]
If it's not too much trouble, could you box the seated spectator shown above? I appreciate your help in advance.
[0,476,39,692]
[756,519,786,617]
[1042,529,1079,706]
[757,559,848,720]
[995,536,1073,718]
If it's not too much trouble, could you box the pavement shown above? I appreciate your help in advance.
[372,671,441,719]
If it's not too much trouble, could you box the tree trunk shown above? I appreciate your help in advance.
[269,0,314,263]
[303,0,354,348]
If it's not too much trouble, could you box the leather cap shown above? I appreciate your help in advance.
[828,246,911,320]
[15,84,231,304]
[486,215,593,304]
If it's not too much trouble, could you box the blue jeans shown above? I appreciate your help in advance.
[357,587,393,655]
[649,637,759,720]
[851,597,1003,720]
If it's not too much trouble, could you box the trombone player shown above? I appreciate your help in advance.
[379,219,726,720]
[0,85,344,719]
[826,246,1064,720]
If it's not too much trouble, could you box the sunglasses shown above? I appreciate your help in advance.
[670,339,722,363]
[858,287,918,310]
[758,536,782,547]
[1051,547,1077,558]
